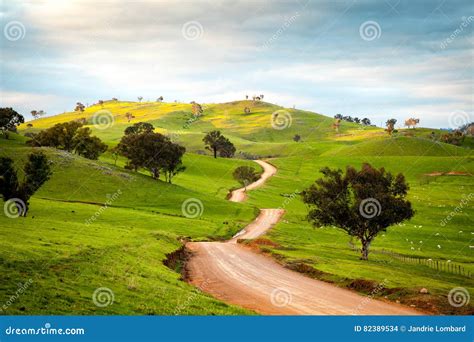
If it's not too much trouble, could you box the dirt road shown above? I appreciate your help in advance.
[228,160,277,202]
[185,160,420,315]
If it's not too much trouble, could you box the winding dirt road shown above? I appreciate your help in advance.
[186,160,420,315]
[228,160,277,202]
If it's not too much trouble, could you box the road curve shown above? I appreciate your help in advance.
[228,160,277,202]
[185,160,421,315]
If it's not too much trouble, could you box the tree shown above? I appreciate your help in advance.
[302,163,414,260]
[203,130,235,158]
[157,96,164,102]
[124,122,154,135]
[233,166,259,190]
[343,115,354,123]
[73,127,108,160]
[353,117,361,124]
[385,118,397,135]
[161,142,186,183]
[293,134,301,142]
[75,102,85,112]
[191,102,203,117]
[117,131,185,183]
[0,108,24,139]
[404,118,419,129]
[27,121,107,159]
[334,114,343,120]
[218,138,236,158]
[31,110,45,119]
[361,118,371,126]
[98,100,104,107]
[125,112,135,123]
[0,151,52,217]
[137,96,143,102]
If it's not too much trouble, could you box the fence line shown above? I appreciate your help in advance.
[348,242,472,278]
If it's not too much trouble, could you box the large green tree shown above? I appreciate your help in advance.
[27,121,107,160]
[203,130,236,158]
[233,166,259,190]
[302,163,414,260]
[0,108,24,139]
[0,151,52,217]
[117,129,185,183]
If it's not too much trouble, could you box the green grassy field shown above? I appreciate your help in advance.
[1,100,472,315]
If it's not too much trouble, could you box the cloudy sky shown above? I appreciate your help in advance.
[0,0,472,128]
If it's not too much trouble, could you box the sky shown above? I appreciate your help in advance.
[0,0,472,128]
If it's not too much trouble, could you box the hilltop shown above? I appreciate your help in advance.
[19,100,471,158]
[0,99,472,315]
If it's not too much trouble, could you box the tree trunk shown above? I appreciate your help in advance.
[360,238,372,260]
[213,147,217,158]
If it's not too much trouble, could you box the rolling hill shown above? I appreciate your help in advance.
[1,99,472,315]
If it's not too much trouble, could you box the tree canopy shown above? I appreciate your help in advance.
[302,163,414,260]
[203,130,236,158]
[0,151,52,217]
[0,107,24,139]
[27,121,107,160]
[117,128,185,183]
[233,166,259,189]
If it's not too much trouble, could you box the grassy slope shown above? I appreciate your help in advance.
[0,135,257,314]
[2,99,473,314]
